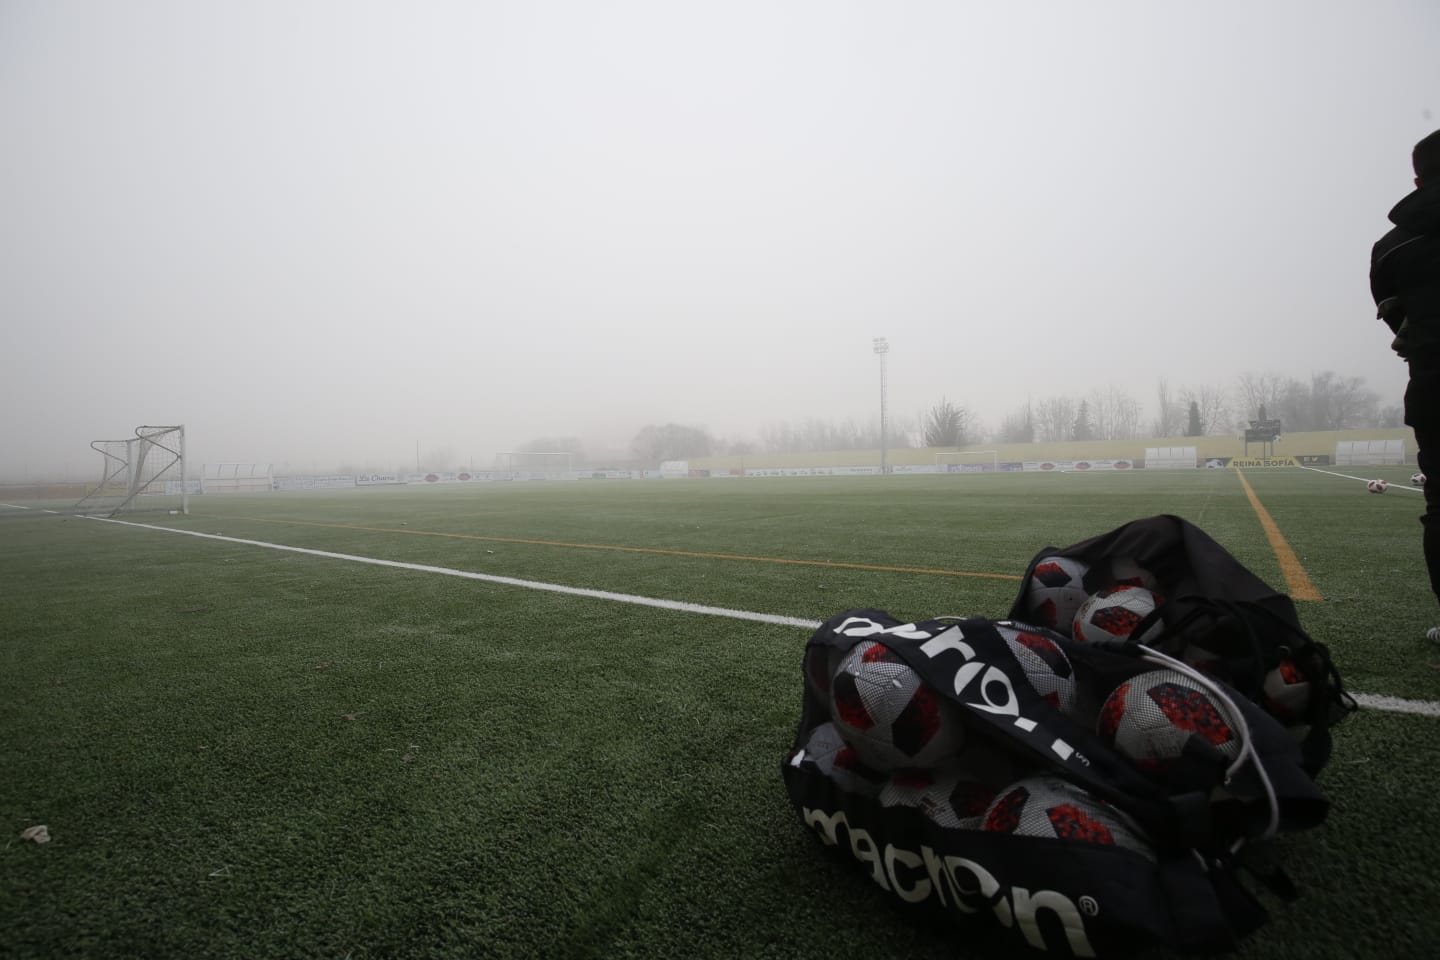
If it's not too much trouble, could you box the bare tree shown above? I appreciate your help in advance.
[630,423,714,462]
[997,403,1035,444]
[1180,384,1234,435]
[1154,379,1183,437]
[1308,371,1380,429]
[1235,371,1289,423]
[1088,387,1144,440]
[1034,396,1078,442]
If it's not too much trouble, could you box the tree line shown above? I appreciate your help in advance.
[518,370,1399,465]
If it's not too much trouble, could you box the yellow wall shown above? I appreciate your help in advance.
[687,428,1417,470]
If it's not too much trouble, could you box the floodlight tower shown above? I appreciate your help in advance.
[873,337,889,475]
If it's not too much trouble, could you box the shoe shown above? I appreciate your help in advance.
[1428,627,1440,646]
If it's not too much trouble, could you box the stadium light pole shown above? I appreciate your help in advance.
[873,337,889,475]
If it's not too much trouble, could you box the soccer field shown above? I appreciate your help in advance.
[2,470,1438,959]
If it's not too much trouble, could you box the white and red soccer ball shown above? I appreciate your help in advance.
[981,775,1154,860]
[1367,478,1389,494]
[994,622,1079,717]
[1261,658,1312,726]
[1098,556,1160,592]
[1023,556,1090,635]
[829,640,965,772]
[881,766,1000,830]
[1096,669,1242,778]
[790,722,884,797]
[1073,585,1164,645]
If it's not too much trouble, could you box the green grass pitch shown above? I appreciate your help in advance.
[2,469,1438,958]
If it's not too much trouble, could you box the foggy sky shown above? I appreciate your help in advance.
[2,0,1437,478]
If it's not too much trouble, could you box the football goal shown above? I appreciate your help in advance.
[494,451,574,481]
[73,425,189,516]
[935,450,999,473]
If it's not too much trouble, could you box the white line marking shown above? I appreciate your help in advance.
[86,516,1440,718]
[1349,693,1440,718]
[1,502,33,510]
[1298,465,1423,493]
[85,516,821,630]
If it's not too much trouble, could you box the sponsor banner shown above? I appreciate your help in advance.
[939,461,1027,473]
[405,472,500,484]
[706,469,742,478]
[355,473,404,485]
[1022,459,1136,472]
[1229,457,1297,468]
[743,465,884,478]
[1296,454,1331,466]
[583,470,640,480]
[890,464,940,475]
[272,475,356,490]
[1203,457,1230,468]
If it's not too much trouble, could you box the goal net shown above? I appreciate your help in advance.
[74,425,189,516]
[494,451,574,481]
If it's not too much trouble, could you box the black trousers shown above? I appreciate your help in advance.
[1416,426,1440,606]
[1409,366,1440,607]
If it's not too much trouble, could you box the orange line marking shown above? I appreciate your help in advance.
[234,515,1022,581]
[1234,470,1323,601]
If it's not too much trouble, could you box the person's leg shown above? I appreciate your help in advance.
[1415,433,1440,642]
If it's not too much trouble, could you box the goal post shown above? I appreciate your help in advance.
[935,450,999,474]
[494,451,574,481]
[73,425,189,516]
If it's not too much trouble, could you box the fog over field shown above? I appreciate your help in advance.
[1,0,1436,479]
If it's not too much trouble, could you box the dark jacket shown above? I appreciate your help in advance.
[1372,184,1440,428]
[1371,184,1440,368]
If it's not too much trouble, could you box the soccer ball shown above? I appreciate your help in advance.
[981,775,1154,860]
[1412,472,1427,486]
[789,722,884,797]
[1023,556,1090,635]
[830,640,965,772]
[1099,555,1160,592]
[1096,669,1243,778]
[1073,585,1164,645]
[1261,658,1312,726]
[881,766,1000,830]
[994,622,1078,716]
[1367,479,1389,494]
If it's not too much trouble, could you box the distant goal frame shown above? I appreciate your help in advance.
[935,450,999,474]
[494,451,574,481]
[73,424,189,516]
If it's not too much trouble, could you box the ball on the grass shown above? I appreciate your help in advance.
[1411,472,1427,486]
[1023,555,1090,635]
[1073,585,1164,645]
[829,640,965,772]
[1367,478,1389,494]
[981,775,1154,860]
[1096,669,1242,777]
